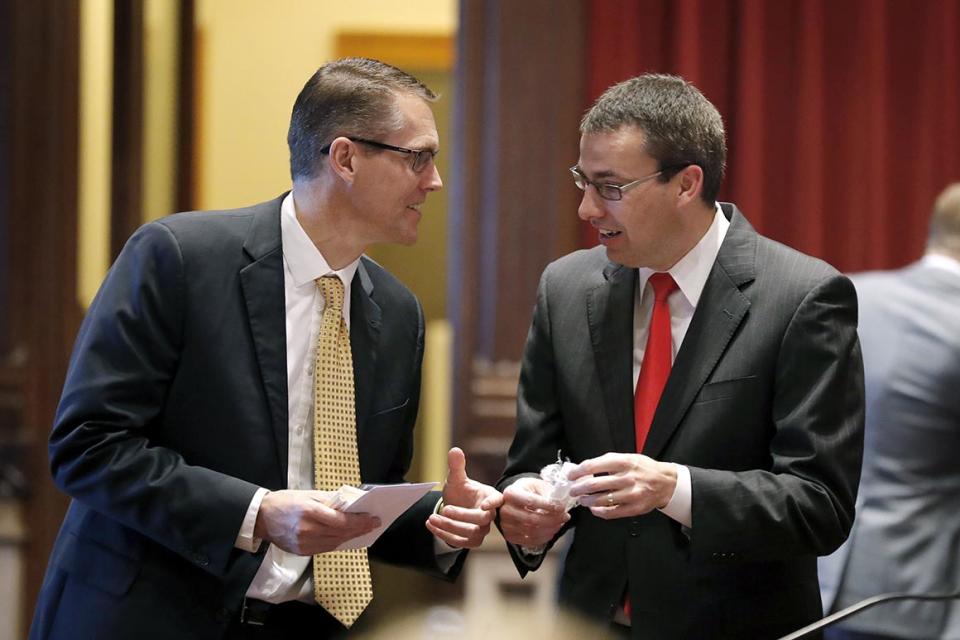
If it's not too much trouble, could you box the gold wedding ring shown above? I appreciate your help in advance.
[606,493,615,507]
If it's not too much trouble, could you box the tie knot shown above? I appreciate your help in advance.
[317,275,345,311]
[647,273,678,302]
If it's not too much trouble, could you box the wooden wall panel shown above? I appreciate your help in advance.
[450,0,586,483]
[0,0,82,625]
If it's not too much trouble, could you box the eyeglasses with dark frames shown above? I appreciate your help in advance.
[569,164,689,201]
[320,137,438,173]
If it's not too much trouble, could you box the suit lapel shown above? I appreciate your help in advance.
[643,204,756,459]
[350,259,381,442]
[588,262,638,453]
[239,197,289,478]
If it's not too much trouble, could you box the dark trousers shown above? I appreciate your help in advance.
[224,599,348,640]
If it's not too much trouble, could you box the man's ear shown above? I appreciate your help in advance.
[676,164,704,205]
[326,137,358,184]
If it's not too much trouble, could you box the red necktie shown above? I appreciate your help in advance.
[634,272,678,452]
[626,273,678,620]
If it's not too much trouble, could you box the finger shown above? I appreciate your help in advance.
[479,490,504,511]
[567,452,628,480]
[426,518,483,548]
[499,504,569,530]
[309,504,380,531]
[514,477,555,495]
[439,504,496,526]
[588,505,625,520]
[504,487,565,514]
[446,446,468,485]
[568,474,626,497]
[307,490,339,506]
[578,489,625,508]
[428,513,483,539]
[344,512,382,532]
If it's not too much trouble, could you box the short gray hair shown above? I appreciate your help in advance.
[287,57,437,181]
[581,74,726,204]
[927,183,960,258]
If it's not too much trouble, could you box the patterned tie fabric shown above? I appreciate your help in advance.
[634,272,679,452]
[312,275,372,628]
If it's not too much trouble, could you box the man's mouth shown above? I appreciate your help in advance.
[598,228,621,238]
[407,203,422,212]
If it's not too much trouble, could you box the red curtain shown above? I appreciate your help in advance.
[583,0,960,273]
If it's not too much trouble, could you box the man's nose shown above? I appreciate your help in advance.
[421,163,442,192]
[577,188,605,221]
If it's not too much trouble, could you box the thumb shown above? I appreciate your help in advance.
[446,447,469,485]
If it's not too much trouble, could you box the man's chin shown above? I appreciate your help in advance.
[394,230,418,246]
[604,246,639,268]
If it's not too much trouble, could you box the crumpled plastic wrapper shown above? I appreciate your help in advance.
[539,453,580,512]
[519,453,580,555]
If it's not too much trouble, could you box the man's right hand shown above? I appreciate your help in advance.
[253,490,380,555]
[499,477,570,548]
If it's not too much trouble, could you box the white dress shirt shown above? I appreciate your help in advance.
[234,193,458,604]
[639,203,729,529]
[236,192,361,603]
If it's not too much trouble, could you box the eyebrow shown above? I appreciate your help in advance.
[577,166,621,181]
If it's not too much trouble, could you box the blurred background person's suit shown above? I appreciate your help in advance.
[819,183,960,640]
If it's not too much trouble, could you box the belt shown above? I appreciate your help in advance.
[239,598,275,627]
[238,598,319,627]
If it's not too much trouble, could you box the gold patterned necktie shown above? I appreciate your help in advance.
[313,275,372,628]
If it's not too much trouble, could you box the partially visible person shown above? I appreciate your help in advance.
[819,183,960,640]
[30,58,501,640]
[497,73,865,639]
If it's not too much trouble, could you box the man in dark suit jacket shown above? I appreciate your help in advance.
[497,74,865,639]
[819,183,960,640]
[31,58,501,639]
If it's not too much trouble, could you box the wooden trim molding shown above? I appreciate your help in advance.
[336,32,454,71]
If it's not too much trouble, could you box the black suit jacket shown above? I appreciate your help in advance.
[31,195,454,639]
[499,204,865,639]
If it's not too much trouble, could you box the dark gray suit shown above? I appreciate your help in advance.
[819,259,960,639]
[30,195,456,639]
[500,203,865,639]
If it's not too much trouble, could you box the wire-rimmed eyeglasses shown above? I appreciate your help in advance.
[320,137,438,172]
[569,164,688,201]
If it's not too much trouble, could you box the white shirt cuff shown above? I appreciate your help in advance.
[235,487,269,552]
[657,463,692,529]
[431,497,465,571]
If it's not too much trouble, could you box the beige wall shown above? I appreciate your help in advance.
[194,0,456,210]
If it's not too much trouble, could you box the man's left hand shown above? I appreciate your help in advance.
[567,452,677,519]
[426,447,504,548]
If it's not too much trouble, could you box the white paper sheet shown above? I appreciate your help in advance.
[334,482,437,550]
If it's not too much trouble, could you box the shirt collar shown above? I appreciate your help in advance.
[638,203,729,307]
[280,191,360,289]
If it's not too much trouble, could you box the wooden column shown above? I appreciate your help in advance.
[0,0,82,625]
[450,0,586,483]
[110,0,145,256]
